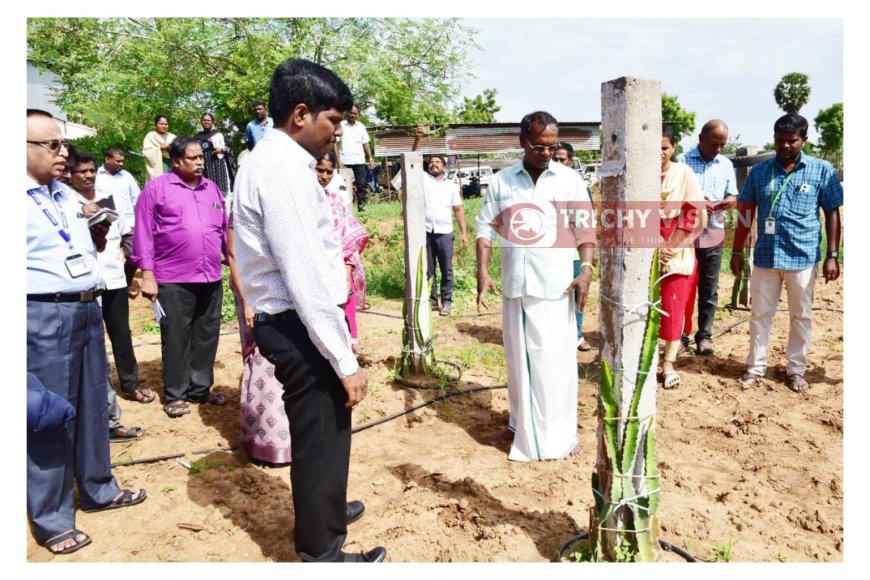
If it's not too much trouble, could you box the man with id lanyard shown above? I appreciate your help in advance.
[731,113,842,394]
[27,109,147,555]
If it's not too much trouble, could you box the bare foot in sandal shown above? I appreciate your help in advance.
[44,528,91,555]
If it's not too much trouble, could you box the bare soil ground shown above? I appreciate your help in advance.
[26,274,843,564]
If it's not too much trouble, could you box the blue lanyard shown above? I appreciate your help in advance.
[28,188,77,254]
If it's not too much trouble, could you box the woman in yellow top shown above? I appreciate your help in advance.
[659,125,705,389]
[142,115,176,184]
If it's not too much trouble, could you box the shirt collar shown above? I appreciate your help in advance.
[687,146,720,164]
[263,128,317,169]
[167,169,206,190]
[26,176,70,198]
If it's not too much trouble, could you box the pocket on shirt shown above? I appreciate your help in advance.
[783,185,818,219]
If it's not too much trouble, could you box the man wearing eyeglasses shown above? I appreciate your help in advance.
[26,110,147,556]
[475,111,596,462]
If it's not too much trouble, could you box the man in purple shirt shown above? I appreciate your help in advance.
[132,137,229,418]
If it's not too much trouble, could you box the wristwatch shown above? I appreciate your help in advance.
[826,251,839,259]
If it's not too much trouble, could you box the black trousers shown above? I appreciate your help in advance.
[101,288,139,394]
[255,310,352,562]
[157,281,222,403]
[426,232,455,305]
[688,245,723,344]
[347,164,368,209]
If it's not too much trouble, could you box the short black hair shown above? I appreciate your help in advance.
[268,58,354,128]
[154,115,168,125]
[169,136,198,161]
[104,147,125,158]
[73,153,96,168]
[319,151,338,166]
[774,113,809,138]
[520,111,558,138]
[662,123,676,147]
[251,99,265,109]
[201,112,214,121]
[555,141,574,159]
[27,108,54,119]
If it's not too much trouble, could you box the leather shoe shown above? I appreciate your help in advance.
[346,500,365,524]
[341,547,387,562]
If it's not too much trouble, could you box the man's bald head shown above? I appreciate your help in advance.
[698,119,729,162]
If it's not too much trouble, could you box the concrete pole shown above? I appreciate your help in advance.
[399,151,432,375]
[593,77,662,562]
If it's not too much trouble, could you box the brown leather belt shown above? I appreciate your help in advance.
[27,289,103,303]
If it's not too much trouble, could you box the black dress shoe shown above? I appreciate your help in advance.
[346,500,365,524]
[341,546,386,562]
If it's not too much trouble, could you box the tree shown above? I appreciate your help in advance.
[774,72,811,114]
[27,18,478,152]
[661,93,695,146]
[457,88,501,123]
[814,102,843,167]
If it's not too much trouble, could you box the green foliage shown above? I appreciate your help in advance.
[774,72,811,114]
[706,539,737,562]
[143,320,161,334]
[458,88,501,124]
[662,93,696,145]
[188,458,223,475]
[814,102,843,167]
[27,18,478,155]
[721,133,742,156]
[221,266,237,325]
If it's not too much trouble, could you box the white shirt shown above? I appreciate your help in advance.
[74,190,133,291]
[95,166,141,227]
[27,178,101,293]
[476,161,594,300]
[424,174,462,234]
[337,120,370,165]
[232,128,358,378]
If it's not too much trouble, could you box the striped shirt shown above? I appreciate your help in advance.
[738,153,842,270]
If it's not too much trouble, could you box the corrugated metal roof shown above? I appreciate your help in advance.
[373,122,600,157]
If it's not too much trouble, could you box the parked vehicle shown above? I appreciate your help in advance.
[458,165,494,189]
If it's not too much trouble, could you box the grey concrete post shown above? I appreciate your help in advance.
[593,77,662,561]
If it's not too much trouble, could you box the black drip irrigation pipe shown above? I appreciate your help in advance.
[111,444,239,468]
[352,384,507,434]
[557,531,697,562]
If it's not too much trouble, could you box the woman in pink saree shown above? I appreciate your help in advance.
[315,152,369,352]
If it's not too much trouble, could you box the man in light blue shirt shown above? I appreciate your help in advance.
[677,119,738,356]
[26,109,147,556]
[244,99,273,149]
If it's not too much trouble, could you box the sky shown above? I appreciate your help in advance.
[459,18,843,152]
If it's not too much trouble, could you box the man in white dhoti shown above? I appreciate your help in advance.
[476,111,596,461]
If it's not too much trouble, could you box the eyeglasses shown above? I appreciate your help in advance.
[527,143,561,155]
[27,139,67,154]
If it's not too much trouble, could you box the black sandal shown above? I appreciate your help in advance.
[109,425,144,442]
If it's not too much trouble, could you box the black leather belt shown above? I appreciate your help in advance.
[254,310,298,322]
[27,289,103,303]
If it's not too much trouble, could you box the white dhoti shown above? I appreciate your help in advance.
[502,294,579,461]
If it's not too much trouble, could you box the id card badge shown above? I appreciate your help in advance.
[64,254,92,278]
[765,217,776,235]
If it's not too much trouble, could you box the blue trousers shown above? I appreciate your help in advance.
[27,300,121,543]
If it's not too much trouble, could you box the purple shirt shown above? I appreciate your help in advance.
[132,171,227,283]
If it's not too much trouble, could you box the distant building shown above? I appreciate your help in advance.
[27,61,96,139]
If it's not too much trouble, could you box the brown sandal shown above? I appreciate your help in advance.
[121,388,156,404]
[163,400,190,418]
